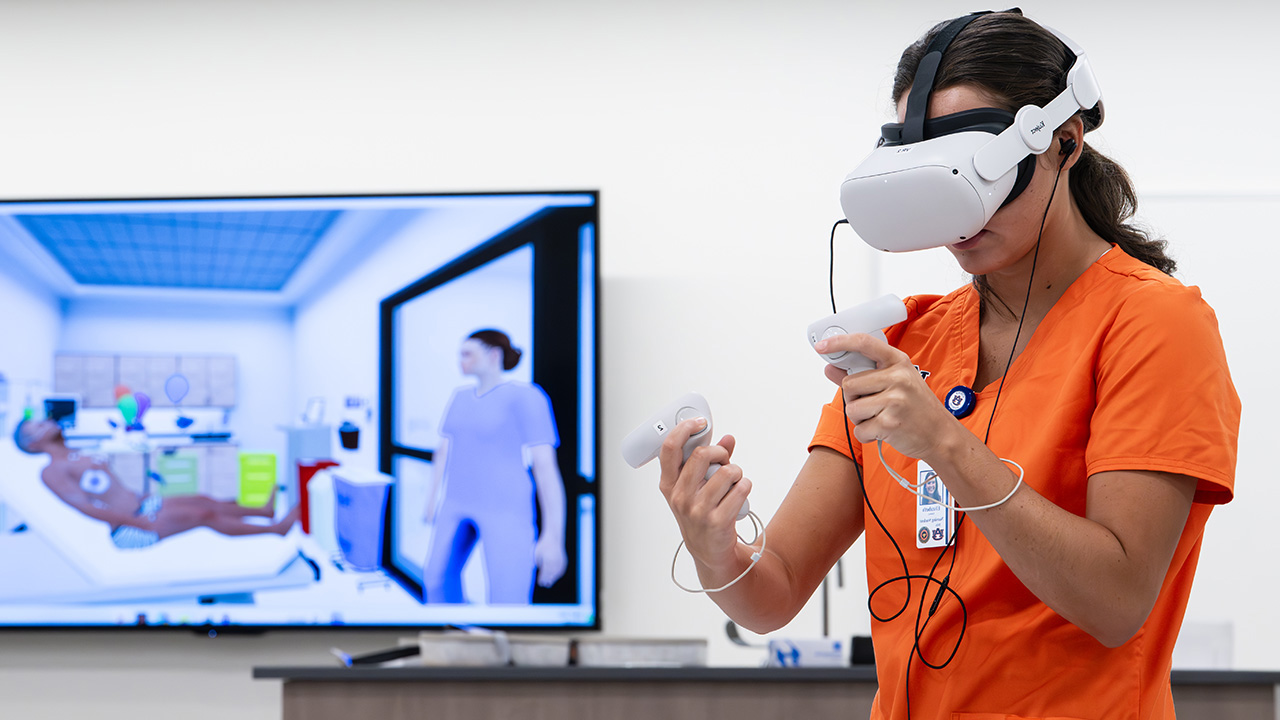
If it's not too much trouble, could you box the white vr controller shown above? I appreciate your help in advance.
[808,294,908,374]
[621,392,750,521]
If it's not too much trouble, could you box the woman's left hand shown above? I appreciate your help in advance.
[814,332,962,462]
[534,535,568,587]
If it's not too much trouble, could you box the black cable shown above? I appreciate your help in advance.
[831,154,1068,720]
[830,219,849,314]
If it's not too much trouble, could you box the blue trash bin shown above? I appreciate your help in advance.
[331,468,392,571]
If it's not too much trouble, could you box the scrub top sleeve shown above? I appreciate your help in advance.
[1086,283,1240,504]
[809,388,864,467]
[438,388,462,439]
[518,383,560,449]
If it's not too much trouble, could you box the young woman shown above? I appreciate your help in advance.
[658,11,1239,720]
[422,329,567,604]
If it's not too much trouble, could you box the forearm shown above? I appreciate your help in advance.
[926,430,1182,646]
[690,539,809,634]
[690,448,865,634]
[531,457,565,541]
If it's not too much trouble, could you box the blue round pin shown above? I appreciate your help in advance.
[945,385,976,419]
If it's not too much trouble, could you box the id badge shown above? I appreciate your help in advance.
[915,460,956,549]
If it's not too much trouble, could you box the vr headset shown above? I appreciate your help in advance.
[840,10,1103,253]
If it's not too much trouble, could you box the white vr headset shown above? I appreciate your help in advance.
[840,10,1103,253]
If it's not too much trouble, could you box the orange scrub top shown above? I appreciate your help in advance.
[810,248,1240,720]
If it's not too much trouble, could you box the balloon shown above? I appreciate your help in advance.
[114,385,132,401]
[117,394,139,426]
[134,392,151,422]
[165,374,190,405]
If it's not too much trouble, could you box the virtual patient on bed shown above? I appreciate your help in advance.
[14,419,300,549]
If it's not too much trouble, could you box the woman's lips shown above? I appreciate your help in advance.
[950,230,986,250]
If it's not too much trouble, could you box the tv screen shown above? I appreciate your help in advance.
[0,191,599,630]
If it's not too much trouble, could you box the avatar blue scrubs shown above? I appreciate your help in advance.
[423,381,559,604]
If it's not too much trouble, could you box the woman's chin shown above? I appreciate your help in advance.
[946,231,1003,274]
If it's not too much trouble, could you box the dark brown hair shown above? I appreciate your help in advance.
[469,329,522,371]
[13,419,38,454]
[893,12,1174,304]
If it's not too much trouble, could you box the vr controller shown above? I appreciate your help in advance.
[808,294,908,374]
[621,392,750,521]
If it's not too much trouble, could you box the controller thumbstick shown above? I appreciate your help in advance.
[820,326,849,361]
[674,406,709,436]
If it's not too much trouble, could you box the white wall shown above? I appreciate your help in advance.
[0,1,1275,718]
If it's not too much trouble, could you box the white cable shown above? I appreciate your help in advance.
[876,440,1023,512]
[671,511,766,594]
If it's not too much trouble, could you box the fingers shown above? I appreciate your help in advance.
[824,363,848,386]
[656,420,751,561]
[814,332,907,368]
[536,548,568,587]
[657,417,708,495]
[659,419,733,494]
[716,433,736,458]
[667,457,746,521]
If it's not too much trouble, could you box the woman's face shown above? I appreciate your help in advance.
[459,339,497,377]
[896,84,1072,277]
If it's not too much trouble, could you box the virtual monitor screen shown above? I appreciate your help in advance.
[0,192,599,630]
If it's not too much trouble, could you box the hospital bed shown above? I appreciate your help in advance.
[0,455,319,605]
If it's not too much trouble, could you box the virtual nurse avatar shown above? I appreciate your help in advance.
[421,329,568,604]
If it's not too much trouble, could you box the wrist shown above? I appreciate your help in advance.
[925,414,973,471]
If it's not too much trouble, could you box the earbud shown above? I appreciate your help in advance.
[1057,137,1077,170]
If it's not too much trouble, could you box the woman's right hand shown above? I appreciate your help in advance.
[657,418,751,572]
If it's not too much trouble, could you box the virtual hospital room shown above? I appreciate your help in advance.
[0,2,1277,720]
[0,193,598,630]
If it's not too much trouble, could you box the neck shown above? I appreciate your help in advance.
[983,193,1110,322]
[44,442,72,462]
[475,370,503,394]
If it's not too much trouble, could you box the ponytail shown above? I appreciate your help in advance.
[1069,143,1176,275]
[469,329,523,371]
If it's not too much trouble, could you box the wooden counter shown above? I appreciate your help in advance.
[254,666,1280,720]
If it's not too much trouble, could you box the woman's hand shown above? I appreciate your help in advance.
[657,419,752,572]
[534,534,568,587]
[815,332,962,462]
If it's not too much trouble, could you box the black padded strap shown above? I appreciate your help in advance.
[901,51,942,144]
[901,12,991,144]
[881,107,1015,146]
[901,9,1026,144]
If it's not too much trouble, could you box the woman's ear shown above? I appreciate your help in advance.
[1051,116,1085,171]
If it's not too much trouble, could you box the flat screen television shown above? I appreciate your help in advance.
[0,191,599,630]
